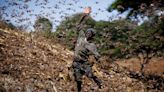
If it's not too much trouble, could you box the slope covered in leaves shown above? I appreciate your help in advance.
[0,28,163,92]
[0,28,74,92]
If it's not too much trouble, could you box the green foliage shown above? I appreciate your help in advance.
[34,17,53,38]
[0,20,16,29]
[55,13,96,49]
[108,0,143,12]
[108,0,163,18]
[54,13,164,60]
[57,13,96,31]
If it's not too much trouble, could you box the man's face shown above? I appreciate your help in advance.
[86,31,93,40]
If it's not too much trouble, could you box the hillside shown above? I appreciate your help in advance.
[0,28,164,92]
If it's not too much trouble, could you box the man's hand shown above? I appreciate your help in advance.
[76,7,92,30]
[83,7,92,14]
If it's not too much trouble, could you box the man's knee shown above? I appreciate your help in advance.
[75,76,82,82]
[74,71,82,82]
[86,72,94,78]
[85,66,94,78]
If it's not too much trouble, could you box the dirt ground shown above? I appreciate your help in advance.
[116,57,164,76]
[0,28,164,92]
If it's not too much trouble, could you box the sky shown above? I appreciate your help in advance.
[0,0,129,31]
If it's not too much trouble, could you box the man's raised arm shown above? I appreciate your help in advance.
[76,7,92,31]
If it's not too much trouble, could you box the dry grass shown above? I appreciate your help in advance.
[0,28,163,92]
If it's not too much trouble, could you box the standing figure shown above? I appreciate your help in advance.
[72,7,102,92]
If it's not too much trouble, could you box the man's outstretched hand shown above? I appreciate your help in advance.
[83,7,92,14]
[76,7,92,30]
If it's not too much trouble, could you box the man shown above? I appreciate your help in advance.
[72,7,102,92]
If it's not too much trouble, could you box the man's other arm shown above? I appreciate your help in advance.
[86,43,101,62]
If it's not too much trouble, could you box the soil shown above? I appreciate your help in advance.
[0,28,163,92]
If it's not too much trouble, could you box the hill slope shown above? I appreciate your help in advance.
[0,28,163,92]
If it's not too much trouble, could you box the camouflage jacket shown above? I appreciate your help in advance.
[74,30,100,62]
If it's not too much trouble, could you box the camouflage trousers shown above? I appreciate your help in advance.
[72,58,102,92]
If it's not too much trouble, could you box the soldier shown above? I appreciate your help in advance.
[72,7,102,92]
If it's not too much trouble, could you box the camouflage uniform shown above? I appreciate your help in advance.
[72,30,102,92]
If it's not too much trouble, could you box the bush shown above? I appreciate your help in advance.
[54,13,164,60]
[0,20,16,30]
[33,17,53,38]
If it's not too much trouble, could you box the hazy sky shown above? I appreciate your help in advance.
[0,0,128,31]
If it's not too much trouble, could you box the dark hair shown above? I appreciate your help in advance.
[85,28,96,40]
[86,28,95,35]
